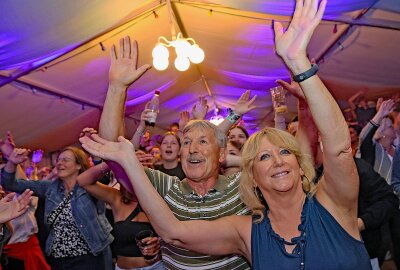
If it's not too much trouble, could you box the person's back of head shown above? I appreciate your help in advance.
[169,122,180,133]
[358,95,368,108]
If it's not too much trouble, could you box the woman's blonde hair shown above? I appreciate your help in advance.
[239,127,316,223]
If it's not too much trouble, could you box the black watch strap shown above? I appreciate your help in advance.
[292,64,318,83]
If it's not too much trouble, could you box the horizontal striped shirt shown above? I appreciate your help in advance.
[144,168,251,270]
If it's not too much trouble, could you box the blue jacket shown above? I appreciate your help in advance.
[0,170,113,256]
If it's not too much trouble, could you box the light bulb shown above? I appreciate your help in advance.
[153,57,169,71]
[188,44,205,64]
[174,39,191,57]
[174,56,190,71]
[152,43,169,59]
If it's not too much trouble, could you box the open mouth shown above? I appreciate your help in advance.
[188,159,202,164]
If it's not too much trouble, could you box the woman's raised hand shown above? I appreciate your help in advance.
[274,0,326,66]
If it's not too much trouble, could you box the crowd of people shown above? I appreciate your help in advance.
[0,0,400,269]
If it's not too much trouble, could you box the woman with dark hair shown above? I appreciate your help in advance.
[77,163,163,270]
[154,132,185,180]
[1,146,113,270]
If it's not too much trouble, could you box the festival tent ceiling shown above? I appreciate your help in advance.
[0,0,399,152]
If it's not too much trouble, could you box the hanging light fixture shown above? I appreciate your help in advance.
[152,33,204,71]
[152,0,204,71]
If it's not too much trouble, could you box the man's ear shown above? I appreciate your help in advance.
[219,147,227,163]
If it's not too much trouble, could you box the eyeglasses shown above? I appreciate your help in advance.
[56,157,74,164]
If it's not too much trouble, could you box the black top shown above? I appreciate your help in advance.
[154,162,186,180]
[112,205,155,257]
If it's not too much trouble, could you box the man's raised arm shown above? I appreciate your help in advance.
[99,36,151,141]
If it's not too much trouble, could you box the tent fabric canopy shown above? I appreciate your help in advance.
[0,0,399,152]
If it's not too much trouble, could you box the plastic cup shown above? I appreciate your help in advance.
[135,230,155,260]
[270,86,287,113]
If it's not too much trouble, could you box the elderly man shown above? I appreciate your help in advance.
[98,36,253,269]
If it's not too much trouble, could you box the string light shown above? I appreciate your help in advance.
[208,9,213,16]
[81,104,85,110]
[152,33,205,71]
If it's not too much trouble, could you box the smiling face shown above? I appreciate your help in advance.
[252,137,303,194]
[181,126,225,182]
[240,128,315,214]
[161,134,180,162]
[56,150,81,180]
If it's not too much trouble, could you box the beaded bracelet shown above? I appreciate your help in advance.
[226,108,241,124]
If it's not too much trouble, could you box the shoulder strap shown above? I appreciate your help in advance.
[47,195,70,229]
[125,204,141,221]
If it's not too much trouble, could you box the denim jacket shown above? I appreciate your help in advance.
[1,169,113,255]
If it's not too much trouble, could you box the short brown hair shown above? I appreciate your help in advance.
[60,146,90,174]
